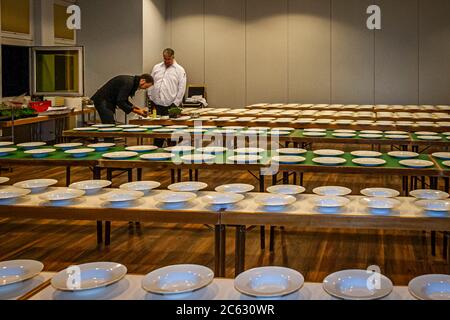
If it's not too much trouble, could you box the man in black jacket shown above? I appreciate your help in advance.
[92,74,153,124]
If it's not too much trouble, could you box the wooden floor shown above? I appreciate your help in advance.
[0,141,449,285]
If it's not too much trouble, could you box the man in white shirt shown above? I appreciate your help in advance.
[147,48,187,116]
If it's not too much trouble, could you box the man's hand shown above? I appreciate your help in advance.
[132,107,148,118]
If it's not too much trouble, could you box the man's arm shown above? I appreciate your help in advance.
[117,85,148,117]
[173,69,187,107]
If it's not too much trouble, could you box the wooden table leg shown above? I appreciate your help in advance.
[260,226,266,250]
[259,173,265,192]
[270,226,276,252]
[137,168,143,181]
[105,221,111,246]
[171,169,175,184]
[96,221,103,244]
[235,226,246,277]
[65,166,71,187]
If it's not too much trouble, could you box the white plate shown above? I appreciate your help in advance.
[304,129,327,133]
[255,194,296,207]
[203,193,245,205]
[14,179,58,193]
[360,197,401,209]
[154,191,197,204]
[98,128,123,132]
[352,158,386,167]
[0,177,10,184]
[385,131,408,135]
[408,275,450,300]
[92,124,115,128]
[125,145,159,153]
[168,182,208,192]
[197,146,228,154]
[142,264,214,295]
[69,180,112,194]
[333,132,357,138]
[140,125,163,129]
[351,151,382,158]
[443,161,450,168]
[0,142,14,148]
[234,148,265,154]
[180,154,216,163]
[267,185,306,196]
[215,184,254,194]
[74,127,97,131]
[0,260,44,287]
[303,132,327,137]
[269,130,291,136]
[272,127,295,131]
[51,262,127,291]
[313,186,352,197]
[228,155,262,163]
[102,151,138,160]
[87,143,116,151]
[360,130,383,134]
[54,143,83,150]
[124,128,147,132]
[276,148,307,155]
[140,153,174,161]
[334,129,356,134]
[39,188,85,202]
[312,196,350,208]
[399,159,434,168]
[166,125,188,129]
[415,131,438,136]
[153,128,175,133]
[164,146,195,153]
[119,181,161,193]
[417,135,442,141]
[359,134,383,139]
[234,267,304,298]
[24,148,56,158]
[313,149,345,157]
[101,190,144,203]
[360,188,400,198]
[64,148,95,158]
[385,135,409,140]
[17,142,47,150]
[117,124,140,129]
[0,148,17,156]
[323,269,393,300]
[312,157,347,166]
[432,152,450,160]
[387,151,419,159]
[415,200,450,212]
[271,156,305,164]
[0,187,31,200]
[410,189,449,200]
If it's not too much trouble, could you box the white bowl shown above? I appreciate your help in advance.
[360,188,400,198]
[312,196,350,208]
[24,149,56,158]
[0,148,17,157]
[432,152,450,160]
[0,260,44,287]
[17,142,46,150]
[323,269,393,300]
[360,197,401,210]
[415,200,450,212]
[54,143,83,150]
[100,190,144,203]
[0,187,31,200]
[215,184,254,194]
[168,182,208,192]
[142,264,214,295]
[92,124,115,128]
[13,179,58,193]
[351,151,382,158]
[303,132,327,137]
[0,177,10,184]
[313,149,345,157]
[117,125,140,129]
[64,148,96,158]
[125,145,158,153]
[154,192,197,204]
[119,181,160,194]
[203,193,245,205]
[267,185,306,196]
[312,157,347,166]
[276,148,307,155]
[0,142,14,147]
[87,143,116,151]
[417,135,442,141]
[313,186,352,197]
[180,154,216,164]
[51,262,127,291]
[234,267,304,298]
[255,194,296,207]
[164,146,195,153]
[388,151,419,159]
[140,153,174,161]
[271,156,305,164]
[234,148,265,155]
[408,275,450,300]
[39,188,85,203]
[410,189,449,200]
[352,158,386,167]
[69,180,112,195]
[102,151,138,160]
[399,160,434,168]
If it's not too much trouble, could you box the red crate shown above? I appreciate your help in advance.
[29,101,51,113]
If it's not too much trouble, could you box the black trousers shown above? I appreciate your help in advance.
[94,100,116,143]
[153,104,169,147]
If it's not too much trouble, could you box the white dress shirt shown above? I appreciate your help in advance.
[147,61,187,107]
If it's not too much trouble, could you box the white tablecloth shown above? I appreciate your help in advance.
[29,274,414,300]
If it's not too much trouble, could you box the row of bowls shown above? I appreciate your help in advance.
[1,178,449,213]
[1,260,448,300]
